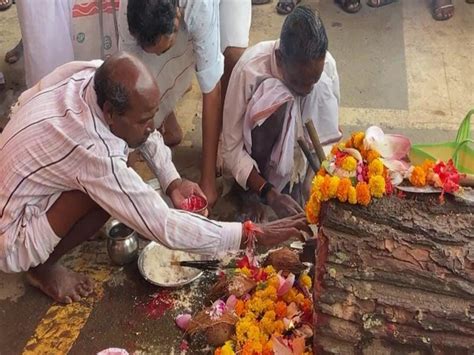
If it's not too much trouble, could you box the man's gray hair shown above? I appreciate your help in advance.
[94,61,130,115]
[280,6,328,63]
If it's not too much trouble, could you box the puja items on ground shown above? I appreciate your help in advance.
[305,126,464,225]
[175,248,314,355]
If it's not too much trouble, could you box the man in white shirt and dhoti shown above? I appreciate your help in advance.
[119,0,252,207]
[0,52,309,304]
[222,6,342,220]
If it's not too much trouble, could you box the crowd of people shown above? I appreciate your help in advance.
[0,0,470,305]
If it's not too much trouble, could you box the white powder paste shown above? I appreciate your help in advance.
[142,242,202,286]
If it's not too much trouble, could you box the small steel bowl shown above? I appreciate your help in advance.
[106,219,139,265]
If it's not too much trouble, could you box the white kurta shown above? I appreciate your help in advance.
[222,40,342,191]
[0,61,242,273]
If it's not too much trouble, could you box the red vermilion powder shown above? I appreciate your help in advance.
[144,290,174,319]
[181,195,207,212]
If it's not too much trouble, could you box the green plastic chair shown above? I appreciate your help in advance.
[409,109,474,174]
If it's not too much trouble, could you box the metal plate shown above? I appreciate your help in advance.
[138,242,203,288]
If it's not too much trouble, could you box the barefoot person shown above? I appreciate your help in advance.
[119,0,252,207]
[0,52,309,304]
[222,6,342,220]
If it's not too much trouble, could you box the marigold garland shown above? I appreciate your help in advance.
[305,130,461,225]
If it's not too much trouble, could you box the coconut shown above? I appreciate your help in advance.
[205,323,234,346]
[263,247,306,275]
[207,274,257,302]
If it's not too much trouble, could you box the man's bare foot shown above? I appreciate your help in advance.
[5,40,23,64]
[27,264,94,303]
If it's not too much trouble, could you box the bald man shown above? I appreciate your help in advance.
[0,52,309,303]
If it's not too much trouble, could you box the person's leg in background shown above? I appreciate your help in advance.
[219,0,252,103]
[16,0,75,87]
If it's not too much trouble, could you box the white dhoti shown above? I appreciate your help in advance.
[219,0,252,51]
[16,0,75,88]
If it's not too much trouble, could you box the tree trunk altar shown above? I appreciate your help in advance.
[314,193,474,354]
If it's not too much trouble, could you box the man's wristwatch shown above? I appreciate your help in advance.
[259,182,274,204]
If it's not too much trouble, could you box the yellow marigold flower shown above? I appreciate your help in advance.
[421,159,435,174]
[336,178,352,202]
[409,166,427,187]
[341,156,358,172]
[366,149,381,164]
[267,275,280,290]
[283,288,297,303]
[264,265,276,276]
[368,158,384,177]
[218,341,235,355]
[369,175,386,198]
[274,319,285,335]
[295,292,305,305]
[356,182,371,206]
[351,132,365,150]
[348,186,357,204]
[328,176,340,198]
[299,273,312,288]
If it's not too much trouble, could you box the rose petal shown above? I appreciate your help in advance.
[365,126,411,160]
[381,158,410,173]
[226,295,237,310]
[175,313,192,331]
[271,336,293,355]
[277,273,295,296]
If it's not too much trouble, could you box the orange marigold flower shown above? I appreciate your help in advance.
[351,132,365,150]
[336,178,352,202]
[369,175,386,198]
[356,181,371,206]
[421,159,435,174]
[317,168,327,177]
[341,156,357,172]
[330,144,340,155]
[366,149,381,164]
[348,186,357,204]
[409,166,427,187]
[319,175,332,201]
[235,299,246,317]
[368,158,384,177]
[275,301,287,318]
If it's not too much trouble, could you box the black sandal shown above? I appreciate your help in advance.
[336,0,362,13]
[367,0,396,7]
[432,0,454,21]
[276,0,301,15]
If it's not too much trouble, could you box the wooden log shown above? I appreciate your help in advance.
[314,193,474,354]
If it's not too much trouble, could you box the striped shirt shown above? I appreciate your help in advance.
[0,61,242,264]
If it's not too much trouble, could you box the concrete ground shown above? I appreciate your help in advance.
[0,0,473,354]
